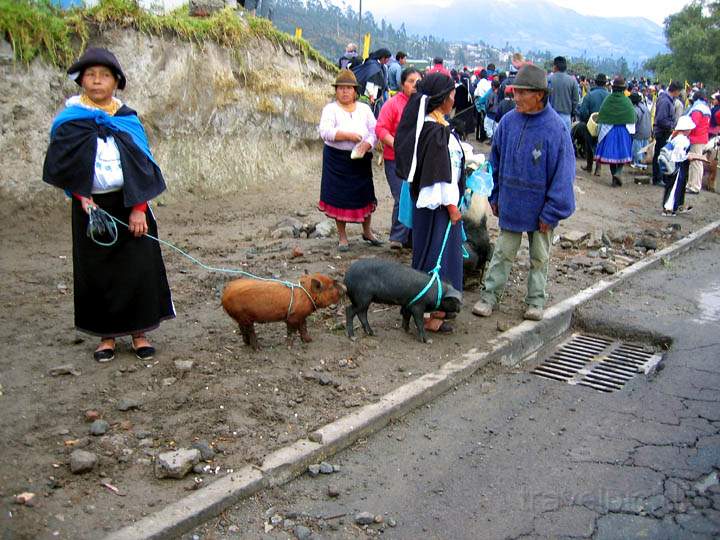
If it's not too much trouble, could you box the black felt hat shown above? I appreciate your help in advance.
[67,47,126,90]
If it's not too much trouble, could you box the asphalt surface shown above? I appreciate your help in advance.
[189,233,720,540]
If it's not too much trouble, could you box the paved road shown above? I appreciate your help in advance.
[190,233,720,539]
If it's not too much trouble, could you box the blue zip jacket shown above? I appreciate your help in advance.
[490,105,576,231]
[654,92,676,134]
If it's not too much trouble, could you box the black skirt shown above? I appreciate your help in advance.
[71,191,175,337]
[319,145,377,222]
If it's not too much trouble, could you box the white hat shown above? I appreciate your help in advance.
[675,116,696,131]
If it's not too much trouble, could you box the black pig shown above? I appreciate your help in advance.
[344,258,462,343]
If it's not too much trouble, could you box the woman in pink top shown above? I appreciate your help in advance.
[318,69,380,251]
[375,68,422,249]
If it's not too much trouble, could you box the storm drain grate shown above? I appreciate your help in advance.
[531,333,662,393]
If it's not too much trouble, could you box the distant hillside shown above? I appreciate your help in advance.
[379,0,666,60]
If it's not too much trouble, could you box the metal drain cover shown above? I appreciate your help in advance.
[531,333,662,392]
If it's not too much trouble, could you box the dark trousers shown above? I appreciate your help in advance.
[652,129,673,184]
[475,110,486,141]
[383,159,410,244]
[663,161,689,212]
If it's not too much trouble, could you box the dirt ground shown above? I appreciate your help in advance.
[2,139,719,539]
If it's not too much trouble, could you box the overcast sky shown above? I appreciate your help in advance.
[349,0,683,26]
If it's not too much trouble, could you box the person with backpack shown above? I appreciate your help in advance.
[660,116,696,216]
[594,76,636,187]
[352,48,392,117]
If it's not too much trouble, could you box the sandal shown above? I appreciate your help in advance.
[337,242,350,252]
[132,335,156,360]
[94,338,115,363]
[424,318,454,333]
[362,235,385,247]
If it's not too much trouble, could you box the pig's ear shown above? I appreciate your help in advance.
[311,278,322,292]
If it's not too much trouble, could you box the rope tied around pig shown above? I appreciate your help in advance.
[85,207,317,317]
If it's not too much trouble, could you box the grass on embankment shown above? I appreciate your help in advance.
[0,0,337,72]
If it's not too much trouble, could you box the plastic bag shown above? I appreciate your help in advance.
[467,162,494,196]
[399,181,413,229]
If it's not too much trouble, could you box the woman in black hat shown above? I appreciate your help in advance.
[43,47,174,362]
[395,73,465,333]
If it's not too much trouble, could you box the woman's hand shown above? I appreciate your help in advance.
[447,204,462,225]
[80,196,96,214]
[128,209,148,237]
[356,141,372,154]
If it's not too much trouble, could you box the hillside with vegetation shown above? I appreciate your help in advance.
[0,0,337,204]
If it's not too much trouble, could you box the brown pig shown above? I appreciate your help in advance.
[222,273,343,349]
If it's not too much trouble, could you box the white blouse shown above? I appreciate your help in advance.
[416,118,462,210]
[318,101,377,151]
[66,95,124,194]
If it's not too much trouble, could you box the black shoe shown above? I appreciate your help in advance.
[652,180,665,186]
[93,348,115,363]
[611,176,622,187]
[133,346,155,360]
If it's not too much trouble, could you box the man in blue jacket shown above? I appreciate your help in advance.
[472,64,576,321]
[652,82,682,186]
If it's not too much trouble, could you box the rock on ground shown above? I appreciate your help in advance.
[69,450,98,474]
[155,448,201,479]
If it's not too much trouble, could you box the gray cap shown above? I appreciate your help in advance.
[509,64,548,92]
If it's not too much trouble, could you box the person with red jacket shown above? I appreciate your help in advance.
[427,57,451,77]
[686,90,711,194]
[375,68,422,249]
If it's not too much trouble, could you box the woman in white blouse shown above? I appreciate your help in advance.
[318,69,383,252]
[394,73,465,333]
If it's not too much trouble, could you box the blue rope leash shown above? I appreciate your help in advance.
[408,220,455,310]
[87,207,316,315]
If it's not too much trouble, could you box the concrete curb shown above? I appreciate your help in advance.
[106,219,720,540]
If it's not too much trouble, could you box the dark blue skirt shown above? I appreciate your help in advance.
[412,205,464,292]
[319,144,376,222]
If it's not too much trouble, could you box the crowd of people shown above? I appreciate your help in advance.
[41,43,719,361]
[324,42,720,332]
